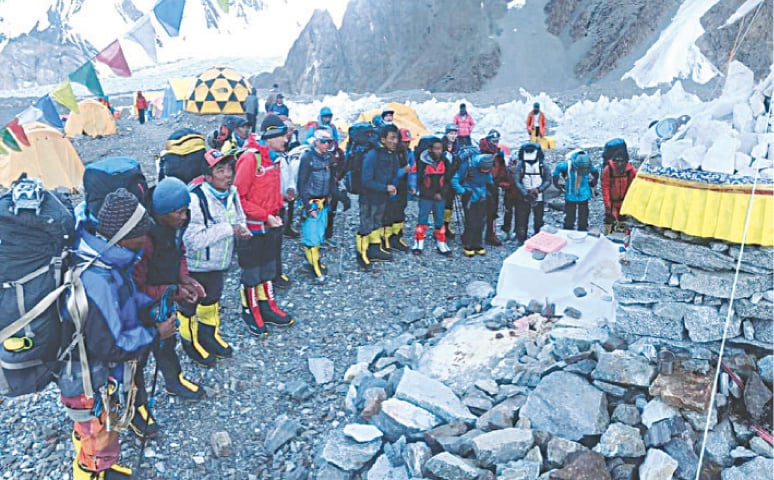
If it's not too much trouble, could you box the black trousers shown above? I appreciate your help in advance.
[462,201,487,249]
[502,194,517,232]
[564,200,590,231]
[246,113,257,133]
[515,200,545,241]
[134,336,182,406]
[485,185,499,238]
[383,193,408,226]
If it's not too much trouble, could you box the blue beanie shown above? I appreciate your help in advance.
[153,177,190,215]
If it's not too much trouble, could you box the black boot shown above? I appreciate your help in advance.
[367,230,392,262]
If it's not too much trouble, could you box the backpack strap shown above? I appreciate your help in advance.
[191,186,213,260]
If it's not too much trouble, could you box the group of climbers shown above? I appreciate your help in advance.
[40,95,639,478]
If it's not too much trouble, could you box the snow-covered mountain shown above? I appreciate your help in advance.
[0,0,348,90]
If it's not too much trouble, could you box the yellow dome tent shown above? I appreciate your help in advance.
[352,102,430,148]
[0,122,84,190]
[185,66,252,115]
[64,99,117,138]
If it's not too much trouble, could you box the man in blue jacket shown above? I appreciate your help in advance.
[356,124,400,270]
[452,153,495,257]
[552,149,599,231]
[59,188,177,480]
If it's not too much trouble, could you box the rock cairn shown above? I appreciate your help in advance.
[309,235,773,479]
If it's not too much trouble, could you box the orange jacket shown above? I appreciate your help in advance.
[526,111,546,137]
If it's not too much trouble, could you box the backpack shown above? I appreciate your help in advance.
[414,135,439,164]
[0,177,74,396]
[83,157,149,219]
[344,122,377,195]
[158,128,207,184]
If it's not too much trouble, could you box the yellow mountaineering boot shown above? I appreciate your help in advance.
[177,311,215,367]
[368,230,392,262]
[196,302,233,358]
[443,208,456,238]
[389,222,410,252]
[73,459,133,480]
[355,233,373,271]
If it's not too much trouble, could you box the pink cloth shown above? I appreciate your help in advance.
[453,113,475,137]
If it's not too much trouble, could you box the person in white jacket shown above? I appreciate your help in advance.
[179,149,251,367]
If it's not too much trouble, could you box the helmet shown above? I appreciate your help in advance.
[569,150,591,172]
[678,114,691,125]
[372,114,386,129]
[445,123,459,133]
[603,138,629,162]
[533,102,540,109]
[399,128,412,142]
[487,129,501,141]
[519,142,542,162]
[320,106,333,117]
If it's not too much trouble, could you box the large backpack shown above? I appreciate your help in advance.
[83,157,149,219]
[344,122,377,195]
[158,128,207,184]
[0,177,74,396]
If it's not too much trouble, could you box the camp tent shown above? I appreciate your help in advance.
[162,78,194,118]
[64,99,117,138]
[0,122,84,189]
[353,102,430,148]
[185,66,252,115]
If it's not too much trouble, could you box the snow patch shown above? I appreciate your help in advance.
[507,0,526,8]
[723,0,765,27]
[623,0,721,88]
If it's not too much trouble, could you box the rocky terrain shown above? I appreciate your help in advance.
[255,0,773,96]
[0,106,608,479]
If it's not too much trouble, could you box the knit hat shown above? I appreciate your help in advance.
[261,115,288,139]
[97,188,152,241]
[152,177,190,215]
[381,108,394,118]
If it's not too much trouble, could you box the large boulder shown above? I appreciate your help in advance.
[521,371,609,441]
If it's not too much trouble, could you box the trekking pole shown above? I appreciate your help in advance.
[454,194,465,241]
[136,285,177,474]
[337,205,346,281]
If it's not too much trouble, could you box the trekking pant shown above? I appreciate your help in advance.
[462,200,487,249]
[417,198,445,228]
[138,109,145,125]
[179,271,225,317]
[325,195,339,240]
[458,136,472,146]
[502,194,517,233]
[564,200,590,231]
[238,227,282,286]
[62,394,120,473]
[246,113,257,133]
[383,193,408,226]
[133,337,181,406]
[358,199,386,236]
[515,200,545,242]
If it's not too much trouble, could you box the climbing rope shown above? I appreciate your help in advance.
[694,97,773,479]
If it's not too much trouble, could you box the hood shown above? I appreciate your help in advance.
[420,149,440,166]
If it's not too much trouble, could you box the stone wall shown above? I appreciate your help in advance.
[612,227,773,345]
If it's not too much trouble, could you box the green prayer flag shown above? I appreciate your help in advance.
[69,61,104,97]
[1,128,21,152]
[51,79,80,114]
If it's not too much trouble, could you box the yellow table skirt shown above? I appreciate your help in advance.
[621,173,773,247]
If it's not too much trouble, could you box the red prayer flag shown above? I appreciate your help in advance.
[6,117,30,147]
[95,40,131,77]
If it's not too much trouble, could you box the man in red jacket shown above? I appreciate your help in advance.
[234,115,295,337]
[526,102,546,140]
[601,138,637,234]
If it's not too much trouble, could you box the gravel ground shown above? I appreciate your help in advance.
[0,108,610,479]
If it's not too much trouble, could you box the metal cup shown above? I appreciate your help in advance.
[658,349,675,375]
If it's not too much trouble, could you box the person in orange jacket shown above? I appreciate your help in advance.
[526,102,546,139]
[601,138,637,234]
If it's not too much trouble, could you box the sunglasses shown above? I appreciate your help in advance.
[318,139,334,144]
